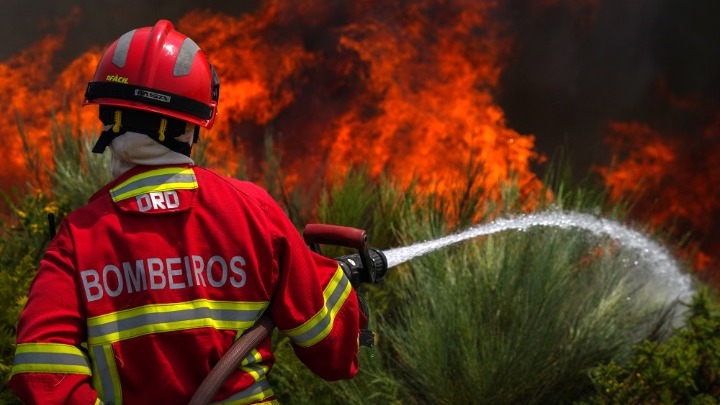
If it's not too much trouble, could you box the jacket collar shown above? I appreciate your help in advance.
[89,164,195,204]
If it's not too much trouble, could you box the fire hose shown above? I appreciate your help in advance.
[188,224,388,405]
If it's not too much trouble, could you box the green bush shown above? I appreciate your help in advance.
[377,224,682,404]
[579,289,720,404]
[269,160,694,404]
[0,192,63,403]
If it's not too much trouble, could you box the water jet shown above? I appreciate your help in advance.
[383,210,695,303]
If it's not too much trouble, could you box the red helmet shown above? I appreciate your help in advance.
[84,20,219,129]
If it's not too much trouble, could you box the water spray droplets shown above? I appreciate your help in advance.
[383,211,694,301]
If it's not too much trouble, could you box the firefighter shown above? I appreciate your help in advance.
[9,20,366,404]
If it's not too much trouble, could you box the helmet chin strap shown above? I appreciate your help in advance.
[93,107,195,156]
[92,110,127,154]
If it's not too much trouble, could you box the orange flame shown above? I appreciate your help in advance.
[1,8,98,190]
[176,2,543,204]
[3,1,544,212]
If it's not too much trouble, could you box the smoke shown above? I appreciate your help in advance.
[496,0,720,170]
[0,0,260,62]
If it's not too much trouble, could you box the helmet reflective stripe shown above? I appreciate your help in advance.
[112,29,136,68]
[10,343,91,376]
[110,167,197,202]
[211,377,275,404]
[87,299,268,345]
[282,266,352,347]
[174,37,200,77]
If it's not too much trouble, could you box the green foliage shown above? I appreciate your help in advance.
[49,123,112,208]
[0,120,105,402]
[381,223,678,404]
[260,127,319,227]
[270,331,409,404]
[270,157,697,404]
[0,192,64,403]
[579,289,720,405]
[318,169,414,251]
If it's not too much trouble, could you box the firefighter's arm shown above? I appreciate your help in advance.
[8,228,100,405]
[265,203,364,380]
[273,252,364,380]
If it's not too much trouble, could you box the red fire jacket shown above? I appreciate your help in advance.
[9,164,363,405]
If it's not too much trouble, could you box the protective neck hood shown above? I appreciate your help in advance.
[109,128,194,179]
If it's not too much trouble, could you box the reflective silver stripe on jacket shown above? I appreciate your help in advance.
[11,343,92,376]
[283,267,352,347]
[13,351,89,368]
[87,299,268,404]
[110,169,197,202]
[88,302,266,345]
[211,377,274,404]
[92,344,121,405]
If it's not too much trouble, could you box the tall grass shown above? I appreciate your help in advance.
[379,226,677,404]
[0,122,706,404]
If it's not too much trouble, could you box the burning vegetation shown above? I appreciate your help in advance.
[1,0,718,282]
[2,2,543,203]
[602,84,720,285]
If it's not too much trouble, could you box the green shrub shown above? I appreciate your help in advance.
[270,160,691,404]
[579,289,720,405]
[0,192,65,403]
[378,223,681,404]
